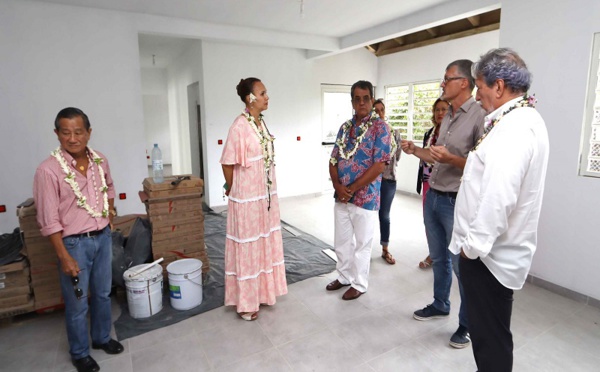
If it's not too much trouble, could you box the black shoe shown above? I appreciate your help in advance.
[413,304,450,321]
[92,338,124,354]
[449,324,471,349]
[72,355,100,372]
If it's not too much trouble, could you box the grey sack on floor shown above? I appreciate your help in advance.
[113,211,335,341]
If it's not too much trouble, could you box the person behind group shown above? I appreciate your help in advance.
[220,77,288,321]
[417,98,449,269]
[326,81,393,300]
[400,60,485,348]
[450,48,549,371]
[373,99,402,265]
[33,107,123,372]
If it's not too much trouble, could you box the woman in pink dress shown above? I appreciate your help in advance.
[220,77,288,321]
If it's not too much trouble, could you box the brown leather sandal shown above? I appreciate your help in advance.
[382,250,396,265]
[419,256,433,269]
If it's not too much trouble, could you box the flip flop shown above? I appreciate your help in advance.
[382,250,396,265]
[239,311,259,321]
[419,257,432,269]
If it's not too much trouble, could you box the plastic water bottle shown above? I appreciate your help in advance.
[151,144,164,183]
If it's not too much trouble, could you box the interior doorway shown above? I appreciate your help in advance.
[187,82,204,180]
[321,84,352,192]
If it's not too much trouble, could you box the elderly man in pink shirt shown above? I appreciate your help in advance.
[33,107,123,372]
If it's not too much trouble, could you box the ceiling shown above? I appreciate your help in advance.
[32,0,499,69]
[31,0,451,38]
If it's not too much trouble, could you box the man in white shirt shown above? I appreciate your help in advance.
[449,48,549,371]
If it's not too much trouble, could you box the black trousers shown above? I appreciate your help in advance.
[459,256,514,372]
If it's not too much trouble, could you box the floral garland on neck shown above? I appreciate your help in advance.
[471,94,537,152]
[51,147,109,218]
[243,108,275,210]
[330,111,396,165]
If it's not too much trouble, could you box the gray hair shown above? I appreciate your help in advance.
[447,59,475,90]
[472,48,531,94]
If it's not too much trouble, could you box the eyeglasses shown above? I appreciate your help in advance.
[352,96,372,104]
[441,76,467,84]
[434,108,449,113]
[72,276,84,300]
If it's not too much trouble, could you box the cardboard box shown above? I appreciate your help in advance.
[24,243,54,259]
[0,285,32,298]
[16,198,37,218]
[18,216,41,231]
[28,254,58,267]
[152,238,205,254]
[152,245,205,259]
[143,175,204,191]
[33,283,63,301]
[0,298,34,318]
[0,258,28,274]
[0,294,32,308]
[146,199,203,217]
[149,213,204,229]
[151,233,204,250]
[0,267,30,288]
[34,297,64,311]
[151,220,204,237]
[30,269,59,287]
[148,208,204,221]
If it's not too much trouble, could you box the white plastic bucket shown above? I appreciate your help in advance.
[123,263,163,318]
[167,258,203,310]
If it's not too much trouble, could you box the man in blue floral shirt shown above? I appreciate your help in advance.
[326,80,394,300]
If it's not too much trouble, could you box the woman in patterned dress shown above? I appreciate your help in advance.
[417,98,449,269]
[220,78,288,321]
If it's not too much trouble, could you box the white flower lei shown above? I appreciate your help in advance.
[243,109,275,209]
[51,147,109,218]
[330,111,396,165]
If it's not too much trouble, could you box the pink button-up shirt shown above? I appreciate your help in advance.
[33,147,115,237]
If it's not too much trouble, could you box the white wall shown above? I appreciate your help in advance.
[0,0,148,231]
[500,0,600,300]
[165,41,204,177]
[141,68,171,165]
[200,42,377,207]
[377,31,500,195]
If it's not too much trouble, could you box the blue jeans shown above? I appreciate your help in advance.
[59,226,113,359]
[424,189,468,328]
[378,179,396,245]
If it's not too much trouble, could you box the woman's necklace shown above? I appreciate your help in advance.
[51,147,109,218]
[472,94,537,152]
[243,109,275,210]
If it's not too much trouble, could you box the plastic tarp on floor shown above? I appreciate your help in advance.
[114,211,335,340]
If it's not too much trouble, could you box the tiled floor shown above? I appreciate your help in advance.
[1,193,599,371]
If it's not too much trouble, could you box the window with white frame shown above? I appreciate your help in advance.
[385,81,441,142]
[580,33,600,177]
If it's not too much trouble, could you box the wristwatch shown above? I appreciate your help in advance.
[109,209,117,217]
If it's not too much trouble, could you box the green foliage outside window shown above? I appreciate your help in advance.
[385,81,441,142]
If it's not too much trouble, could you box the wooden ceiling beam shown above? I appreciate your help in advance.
[377,23,499,57]
[393,37,405,46]
[425,28,438,38]
[467,15,481,27]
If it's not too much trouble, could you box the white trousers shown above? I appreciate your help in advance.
[333,202,377,293]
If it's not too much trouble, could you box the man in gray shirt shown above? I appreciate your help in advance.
[401,59,485,349]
